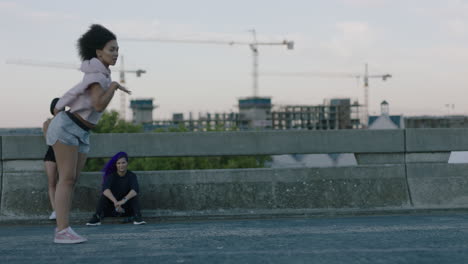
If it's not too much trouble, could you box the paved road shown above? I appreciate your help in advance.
[1,213,468,263]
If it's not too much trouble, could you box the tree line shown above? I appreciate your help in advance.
[83,111,271,172]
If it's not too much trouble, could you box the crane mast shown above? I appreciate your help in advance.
[362,63,392,125]
[119,56,127,120]
[249,29,259,97]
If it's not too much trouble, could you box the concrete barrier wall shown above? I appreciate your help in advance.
[1,165,409,216]
[1,129,468,218]
[406,128,468,152]
[406,163,468,207]
[2,130,405,159]
[405,129,468,208]
[0,136,2,209]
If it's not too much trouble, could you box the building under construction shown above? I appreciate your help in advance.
[149,112,240,132]
[132,97,363,131]
[271,98,363,130]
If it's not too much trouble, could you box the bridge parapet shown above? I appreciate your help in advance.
[1,129,467,218]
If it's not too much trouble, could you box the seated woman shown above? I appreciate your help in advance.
[86,152,146,225]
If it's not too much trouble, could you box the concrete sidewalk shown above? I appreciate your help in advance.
[1,213,468,263]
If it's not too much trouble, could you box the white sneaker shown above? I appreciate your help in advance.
[49,211,56,220]
[54,227,87,244]
[133,216,146,225]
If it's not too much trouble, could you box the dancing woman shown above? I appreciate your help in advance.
[46,24,130,244]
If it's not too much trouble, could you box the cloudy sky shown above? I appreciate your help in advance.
[2,0,468,127]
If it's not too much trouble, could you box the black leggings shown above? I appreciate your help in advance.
[95,195,142,218]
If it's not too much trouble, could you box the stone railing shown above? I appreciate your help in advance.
[1,129,468,219]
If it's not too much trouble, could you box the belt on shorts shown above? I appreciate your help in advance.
[65,111,91,131]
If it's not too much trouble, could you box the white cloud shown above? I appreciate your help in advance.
[341,0,388,8]
[325,21,374,58]
[444,19,467,37]
[0,1,19,9]
[25,10,77,22]
[111,19,290,44]
[414,0,468,18]
[411,1,468,39]
[0,2,77,22]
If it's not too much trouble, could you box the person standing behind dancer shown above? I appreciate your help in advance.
[42,97,60,220]
[46,24,131,244]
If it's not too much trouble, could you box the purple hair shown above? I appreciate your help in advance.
[102,152,128,185]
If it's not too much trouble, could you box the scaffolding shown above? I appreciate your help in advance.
[147,112,240,132]
[271,99,363,130]
[135,98,363,132]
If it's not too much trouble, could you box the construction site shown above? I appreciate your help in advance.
[7,30,393,132]
[130,96,364,132]
[121,31,390,132]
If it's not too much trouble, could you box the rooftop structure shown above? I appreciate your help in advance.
[238,97,272,130]
[130,98,156,124]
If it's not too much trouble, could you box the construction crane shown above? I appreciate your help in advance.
[6,57,146,120]
[260,63,392,125]
[116,56,146,120]
[123,29,294,97]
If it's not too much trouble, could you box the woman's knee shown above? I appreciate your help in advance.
[47,174,58,186]
[59,175,78,186]
[48,182,57,190]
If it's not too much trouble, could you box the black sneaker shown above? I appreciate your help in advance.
[133,215,146,225]
[86,214,101,226]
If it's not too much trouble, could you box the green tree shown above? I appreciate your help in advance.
[92,110,143,133]
[83,111,143,171]
[83,117,271,172]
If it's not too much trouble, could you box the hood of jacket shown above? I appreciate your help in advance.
[80,58,110,77]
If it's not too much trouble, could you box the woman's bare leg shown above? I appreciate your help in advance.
[52,141,78,231]
[68,152,88,209]
[76,152,88,182]
[44,161,58,211]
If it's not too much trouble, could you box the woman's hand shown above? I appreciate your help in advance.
[53,108,61,115]
[42,118,52,134]
[115,205,125,213]
[117,85,132,95]
[114,199,126,213]
[110,81,131,95]
[115,199,126,207]
[113,199,125,213]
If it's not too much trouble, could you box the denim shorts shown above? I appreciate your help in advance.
[46,111,90,154]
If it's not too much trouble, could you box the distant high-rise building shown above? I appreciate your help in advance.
[130,98,155,124]
[172,113,184,122]
[238,97,272,129]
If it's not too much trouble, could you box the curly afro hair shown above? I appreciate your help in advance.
[77,24,117,61]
